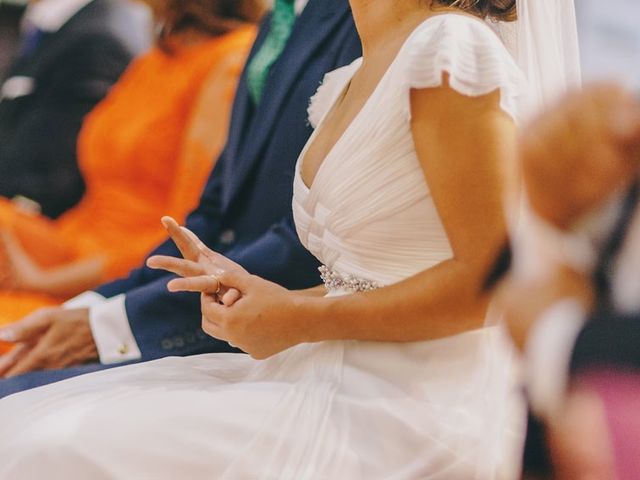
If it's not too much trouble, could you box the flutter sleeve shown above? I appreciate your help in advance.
[403,15,528,124]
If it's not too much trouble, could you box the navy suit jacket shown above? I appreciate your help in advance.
[94,0,361,362]
[0,0,149,218]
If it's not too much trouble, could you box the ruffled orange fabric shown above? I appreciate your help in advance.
[0,27,255,334]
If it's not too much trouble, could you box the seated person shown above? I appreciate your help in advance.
[0,0,151,218]
[0,0,361,394]
[495,85,640,479]
[0,0,262,331]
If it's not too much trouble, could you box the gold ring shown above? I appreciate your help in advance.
[209,274,221,295]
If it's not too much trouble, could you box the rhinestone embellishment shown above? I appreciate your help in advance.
[319,265,381,293]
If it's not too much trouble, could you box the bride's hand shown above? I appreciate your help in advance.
[148,217,309,358]
[198,269,306,359]
[146,217,243,306]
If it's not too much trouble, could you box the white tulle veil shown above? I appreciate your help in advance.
[490,0,582,118]
[485,0,583,314]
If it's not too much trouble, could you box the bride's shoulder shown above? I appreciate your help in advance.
[406,13,509,54]
[308,58,362,129]
[400,13,527,121]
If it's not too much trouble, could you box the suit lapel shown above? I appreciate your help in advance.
[222,0,352,208]
[220,18,272,182]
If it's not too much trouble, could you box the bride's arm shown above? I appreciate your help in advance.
[303,78,517,342]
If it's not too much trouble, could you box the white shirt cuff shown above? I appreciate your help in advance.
[63,291,106,309]
[525,299,587,420]
[87,294,142,365]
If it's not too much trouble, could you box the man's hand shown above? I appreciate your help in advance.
[495,265,593,351]
[521,85,640,229]
[0,307,97,378]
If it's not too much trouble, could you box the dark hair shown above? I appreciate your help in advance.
[433,0,517,22]
[160,0,266,40]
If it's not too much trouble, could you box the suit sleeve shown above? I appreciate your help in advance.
[0,33,134,218]
[570,312,640,375]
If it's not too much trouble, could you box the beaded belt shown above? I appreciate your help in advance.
[318,265,381,293]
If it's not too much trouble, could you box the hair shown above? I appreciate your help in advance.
[432,0,517,22]
[159,0,266,43]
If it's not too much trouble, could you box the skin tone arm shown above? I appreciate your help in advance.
[0,229,105,299]
[148,77,517,359]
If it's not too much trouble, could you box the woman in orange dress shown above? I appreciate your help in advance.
[0,0,264,326]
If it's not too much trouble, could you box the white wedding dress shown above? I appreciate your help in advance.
[0,15,529,480]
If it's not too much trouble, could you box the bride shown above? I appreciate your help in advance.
[0,0,579,478]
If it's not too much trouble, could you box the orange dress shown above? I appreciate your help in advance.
[0,27,255,326]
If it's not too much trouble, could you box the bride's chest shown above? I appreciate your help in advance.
[300,67,403,190]
[294,73,431,232]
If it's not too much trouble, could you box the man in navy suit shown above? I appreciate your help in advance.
[0,0,361,397]
[0,0,150,218]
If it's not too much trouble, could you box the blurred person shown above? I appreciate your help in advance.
[0,0,151,218]
[0,1,24,78]
[495,85,640,479]
[0,1,580,478]
[0,0,262,332]
[0,0,361,396]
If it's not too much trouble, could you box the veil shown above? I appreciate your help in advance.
[485,0,583,297]
[491,0,582,118]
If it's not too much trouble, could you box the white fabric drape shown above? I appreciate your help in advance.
[491,0,581,119]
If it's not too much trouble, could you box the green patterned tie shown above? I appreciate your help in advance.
[246,0,296,105]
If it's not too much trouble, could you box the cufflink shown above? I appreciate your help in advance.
[118,343,130,355]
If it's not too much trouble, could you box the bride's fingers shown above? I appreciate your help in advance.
[146,256,203,277]
[201,316,227,342]
[181,227,228,264]
[220,288,242,306]
[161,216,201,261]
[182,227,211,254]
[180,228,249,276]
[201,295,232,342]
[167,274,221,293]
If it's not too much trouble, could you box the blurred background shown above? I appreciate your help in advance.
[0,0,25,78]
[3,1,639,88]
